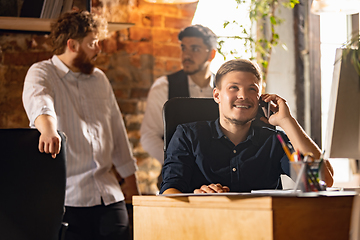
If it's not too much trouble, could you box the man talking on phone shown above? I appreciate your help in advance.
[160,59,334,194]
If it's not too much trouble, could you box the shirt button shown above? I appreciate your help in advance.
[232,168,237,172]
[233,150,237,153]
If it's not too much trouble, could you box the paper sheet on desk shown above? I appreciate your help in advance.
[252,189,358,197]
[158,190,358,197]
[158,192,252,197]
[158,190,296,197]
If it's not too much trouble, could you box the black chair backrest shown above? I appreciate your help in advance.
[0,128,66,240]
[163,97,219,152]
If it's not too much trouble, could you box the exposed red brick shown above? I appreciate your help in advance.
[153,4,181,16]
[3,52,52,66]
[101,36,119,53]
[30,35,52,51]
[118,100,137,114]
[129,56,140,68]
[114,88,131,99]
[3,66,28,87]
[164,16,192,29]
[129,27,152,41]
[170,30,181,44]
[153,43,180,58]
[137,100,146,113]
[127,130,141,141]
[152,29,173,43]
[124,42,153,55]
[128,10,142,25]
[142,14,163,27]
[130,88,149,99]
[95,54,110,66]
[180,3,198,17]
[154,58,166,70]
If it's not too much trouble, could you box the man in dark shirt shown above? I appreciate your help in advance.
[160,59,334,194]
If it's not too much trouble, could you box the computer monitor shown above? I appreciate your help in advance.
[324,48,360,160]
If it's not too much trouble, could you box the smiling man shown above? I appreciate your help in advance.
[140,24,217,189]
[22,11,139,240]
[160,59,334,194]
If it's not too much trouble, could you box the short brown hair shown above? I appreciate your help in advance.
[49,11,107,55]
[178,24,217,50]
[215,59,262,89]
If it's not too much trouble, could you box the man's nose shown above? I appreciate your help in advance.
[237,88,247,99]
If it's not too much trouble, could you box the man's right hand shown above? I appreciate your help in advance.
[39,131,61,158]
[34,115,61,159]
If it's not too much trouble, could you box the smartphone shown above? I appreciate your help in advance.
[253,99,275,129]
[259,99,272,119]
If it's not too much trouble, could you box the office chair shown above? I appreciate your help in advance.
[163,97,219,152]
[0,128,67,240]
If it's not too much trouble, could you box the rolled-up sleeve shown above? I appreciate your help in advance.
[22,64,56,127]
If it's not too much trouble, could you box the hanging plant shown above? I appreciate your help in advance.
[218,0,299,90]
[342,33,360,77]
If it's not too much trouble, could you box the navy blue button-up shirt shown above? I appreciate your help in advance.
[160,119,291,193]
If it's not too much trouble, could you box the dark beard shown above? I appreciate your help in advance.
[182,52,210,75]
[183,61,203,75]
[224,116,256,126]
[72,47,95,75]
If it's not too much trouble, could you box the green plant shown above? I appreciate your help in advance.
[218,0,299,90]
[342,33,360,76]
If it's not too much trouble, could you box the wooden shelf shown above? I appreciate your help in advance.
[0,16,134,32]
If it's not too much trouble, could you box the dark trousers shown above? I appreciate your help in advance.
[63,200,130,240]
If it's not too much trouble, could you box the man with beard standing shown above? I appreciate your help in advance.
[140,25,217,189]
[22,11,139,240]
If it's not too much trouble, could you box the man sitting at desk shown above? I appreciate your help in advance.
[160,59,334,194]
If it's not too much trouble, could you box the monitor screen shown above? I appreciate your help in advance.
[324,48,360,160]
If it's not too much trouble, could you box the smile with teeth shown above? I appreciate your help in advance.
[234,104,251,109]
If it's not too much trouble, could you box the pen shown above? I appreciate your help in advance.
[276,134,293,161]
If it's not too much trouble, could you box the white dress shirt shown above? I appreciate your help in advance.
[22,55,138,207]
[140,74,214,164]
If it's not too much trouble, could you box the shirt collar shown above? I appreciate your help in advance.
[188,72,215,89]
[51,55,70,78]
[211,118,260,146]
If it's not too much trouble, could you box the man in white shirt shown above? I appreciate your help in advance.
[22,11,139,240]
[140,25,217,185]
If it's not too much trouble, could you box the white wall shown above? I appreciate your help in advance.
[266,5,297,119]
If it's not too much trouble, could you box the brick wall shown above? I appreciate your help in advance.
[0,0,198,194]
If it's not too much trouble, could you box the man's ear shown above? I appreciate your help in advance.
[208,49,216,61]
[67,39,79,53]
[213,87,220,103]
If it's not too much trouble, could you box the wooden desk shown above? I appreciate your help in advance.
[133,193,354,240]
